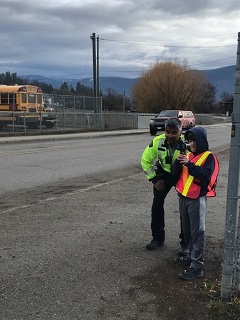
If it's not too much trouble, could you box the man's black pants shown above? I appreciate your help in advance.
[151,185,184,246]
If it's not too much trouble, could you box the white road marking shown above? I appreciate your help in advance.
[0,173,143,214]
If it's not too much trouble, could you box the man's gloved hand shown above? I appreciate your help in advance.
[154,180,165,191]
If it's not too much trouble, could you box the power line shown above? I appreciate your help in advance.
[97,57,236,75]
[99,37,236,48]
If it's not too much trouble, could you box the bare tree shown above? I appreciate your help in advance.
[220,91,234,102]
[132,61,211,113]
[194,82,216,113]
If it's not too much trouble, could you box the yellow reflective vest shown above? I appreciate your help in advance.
[141,133,184,180]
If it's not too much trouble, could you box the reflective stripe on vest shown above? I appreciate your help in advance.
[156,136,182,173]
[176,151,211,199]
[206,154,219,197]
[144,167,155,176]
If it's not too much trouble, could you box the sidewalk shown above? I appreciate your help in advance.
[0,129,149,144]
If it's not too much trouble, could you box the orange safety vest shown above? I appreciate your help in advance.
[176,151,219,199]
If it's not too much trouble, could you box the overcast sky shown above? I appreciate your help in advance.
[0,0,239,80]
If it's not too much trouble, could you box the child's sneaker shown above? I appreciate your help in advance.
[178,246,190,256]
[174,256,191,265]
[179,267,203,280]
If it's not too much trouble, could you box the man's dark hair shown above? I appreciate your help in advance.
[165,117,182,131]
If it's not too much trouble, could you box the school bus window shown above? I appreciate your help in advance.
[28,94,36,103]
[9,93,14,104]
[22,93,27,103]
[1,93,8,104]
[37,94,42,104]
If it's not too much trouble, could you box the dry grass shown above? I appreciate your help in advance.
[202,279,240,320]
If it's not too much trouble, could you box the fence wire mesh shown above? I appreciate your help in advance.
[0,94,138,133]
[44,94,102,113]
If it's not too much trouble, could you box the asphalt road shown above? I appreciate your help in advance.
[0,124,231,320]
[0,124,231,194]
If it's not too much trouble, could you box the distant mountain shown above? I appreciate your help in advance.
[200,65,235,98]
[20,75,64,88]
[21,74,137,97]
[21,65,236,100]
[80,77,137,97]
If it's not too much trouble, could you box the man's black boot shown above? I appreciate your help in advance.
[146,239,164,250]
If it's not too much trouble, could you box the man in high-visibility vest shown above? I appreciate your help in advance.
[141,118,186,251]
[171,126,219,280]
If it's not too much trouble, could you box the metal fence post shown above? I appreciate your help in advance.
[221,31,240,299]
[39,109,42,130]
[23,111,26,133]
[12,92,15,133]
[62,96,65,130]
[12,112,14,133]
[83,96,85,113]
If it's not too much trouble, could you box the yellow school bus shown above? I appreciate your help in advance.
[0,84,55,128]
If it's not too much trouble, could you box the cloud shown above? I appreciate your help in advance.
[0,0,238,79]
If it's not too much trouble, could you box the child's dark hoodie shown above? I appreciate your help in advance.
[171,127,215,197]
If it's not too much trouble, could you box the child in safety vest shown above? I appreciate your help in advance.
[171,126,219,281]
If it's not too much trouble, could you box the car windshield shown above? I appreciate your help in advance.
[158,110,178,117]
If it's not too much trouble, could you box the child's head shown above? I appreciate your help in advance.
[186,132,196,153]
[185,127,209,154]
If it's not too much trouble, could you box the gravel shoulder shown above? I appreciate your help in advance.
[0,148,235,320]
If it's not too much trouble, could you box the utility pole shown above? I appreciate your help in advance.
[90,33,100,98]
[221,31,240,299]
[90,33,100,113]
[90,33,97,98]
[97,35,100,97]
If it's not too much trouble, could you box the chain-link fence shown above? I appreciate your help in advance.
[0,111,138,133]
[44,94,138,131]
[55,111,137,131]
[0,94,138,133]
[44,94,102,113]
